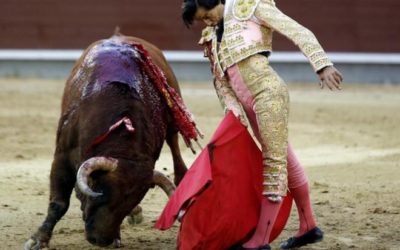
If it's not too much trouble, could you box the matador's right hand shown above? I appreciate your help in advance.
[318,65,343,90]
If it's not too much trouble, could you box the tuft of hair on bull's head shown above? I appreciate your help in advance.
[75,156,174,247]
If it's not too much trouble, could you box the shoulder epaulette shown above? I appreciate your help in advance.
[232,0,261,21]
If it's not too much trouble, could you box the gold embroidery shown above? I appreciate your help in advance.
[213,77,246,121]
[199,34,246,125]
[200,0,334,197]
[235,55,289,196]
[233,0,261,21]
[198,26,215,45]
[216,13,272,72]
[215,0,333,74]
[254,0,333,71]
[224,23,242,35]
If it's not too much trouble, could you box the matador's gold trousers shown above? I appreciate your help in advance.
[226,54,289,196]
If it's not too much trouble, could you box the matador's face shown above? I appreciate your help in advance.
[195,3,224,27]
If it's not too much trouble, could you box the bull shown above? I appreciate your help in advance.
[24,32,196,249]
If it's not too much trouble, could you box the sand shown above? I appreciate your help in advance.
[0,78,399,250]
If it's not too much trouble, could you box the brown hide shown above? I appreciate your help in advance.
[25,33,187,249]
[61,34,181,118]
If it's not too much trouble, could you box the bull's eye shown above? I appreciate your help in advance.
[90,195,101,201]
[89,193,108,205]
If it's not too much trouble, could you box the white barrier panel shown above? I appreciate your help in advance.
[1,50,400,64]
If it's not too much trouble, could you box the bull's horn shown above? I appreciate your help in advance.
[77,157,118,197]
[153,170,175,197]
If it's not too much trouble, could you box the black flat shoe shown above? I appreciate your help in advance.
[229,244,271,250]
[280,227,324,249]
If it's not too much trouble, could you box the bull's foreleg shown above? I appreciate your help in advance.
[113,229,124,248]
[166,131,187,186]
[25,153,75,250]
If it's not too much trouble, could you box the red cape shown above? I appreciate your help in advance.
[155,112,292,250]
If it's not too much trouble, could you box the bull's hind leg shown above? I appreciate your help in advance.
[166,131,187,186]
[25,153,75,250]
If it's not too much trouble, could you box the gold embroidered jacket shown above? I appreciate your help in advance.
[199,0,333,78]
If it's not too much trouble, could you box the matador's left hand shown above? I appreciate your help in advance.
[318,66,343,90]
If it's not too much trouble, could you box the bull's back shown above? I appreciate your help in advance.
[119,36,181,96]
[59,36,171,153]
[62,35,180,114]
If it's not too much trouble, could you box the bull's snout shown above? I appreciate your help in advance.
[86,232,113,247]
[85,219,114,247]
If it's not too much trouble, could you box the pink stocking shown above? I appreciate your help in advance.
[242,198,282,248]
[290,184,317,237]
[287,144,317,237]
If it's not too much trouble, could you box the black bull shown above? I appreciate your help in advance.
[24,34,189,249]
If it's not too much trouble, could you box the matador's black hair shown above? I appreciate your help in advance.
[182,0,225,28]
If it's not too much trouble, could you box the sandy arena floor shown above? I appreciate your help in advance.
[0,78,399,250]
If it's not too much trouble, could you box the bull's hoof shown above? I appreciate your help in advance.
[113,239,124,248]
[24,238,43,250]
[127,213,143,225]
[127,206,143,225]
